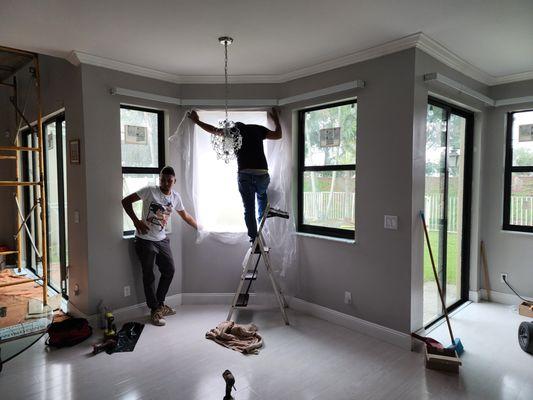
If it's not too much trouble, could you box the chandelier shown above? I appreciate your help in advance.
[211,36,242,163]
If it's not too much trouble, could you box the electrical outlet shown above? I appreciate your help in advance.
[124,285,131,297]
[384,215,398,230]
[344,291,352,305]
[500,273,508,284]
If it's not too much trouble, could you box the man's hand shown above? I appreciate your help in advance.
[268,107,280,123]
[134,219,150,235]
[188,110,199,123]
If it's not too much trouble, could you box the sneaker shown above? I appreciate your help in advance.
[160,304,176,316]
[151,308,166,326]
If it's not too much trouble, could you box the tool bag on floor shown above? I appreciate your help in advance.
[46,317,92,348]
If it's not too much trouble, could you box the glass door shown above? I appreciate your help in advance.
[423,99,473,326]
[43,115,68,297]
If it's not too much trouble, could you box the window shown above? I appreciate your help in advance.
[504,110,533,232]
[298,100,357,239]
[194,110,268,232]
[121,105,164,235]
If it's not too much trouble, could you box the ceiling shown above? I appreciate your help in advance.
[1,0,532,84]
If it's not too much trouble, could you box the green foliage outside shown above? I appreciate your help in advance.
[424,230,458,284]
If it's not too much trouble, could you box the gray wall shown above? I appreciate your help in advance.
[481,79,533,299]
[79,64,184,313]
[5,47,531,332]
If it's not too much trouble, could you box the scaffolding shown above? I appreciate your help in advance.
[0,45,48,306]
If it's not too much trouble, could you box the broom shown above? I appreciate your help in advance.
[420,211,464,356]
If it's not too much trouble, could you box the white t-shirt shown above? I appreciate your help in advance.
[135,186,184,241]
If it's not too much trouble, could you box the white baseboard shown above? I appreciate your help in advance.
[289,297,412,350]
[181,292,278,307]
[64,293,410,350]
[469,290,481,303]
[480,289,532,305]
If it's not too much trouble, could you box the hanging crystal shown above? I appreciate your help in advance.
[211,36,241,164]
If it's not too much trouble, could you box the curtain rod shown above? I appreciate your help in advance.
[110,80,366,107]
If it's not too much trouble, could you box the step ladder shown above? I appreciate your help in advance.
[227,204,290,325]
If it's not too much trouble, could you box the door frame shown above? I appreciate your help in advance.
[41,114,68,298]
[424,97,474,329]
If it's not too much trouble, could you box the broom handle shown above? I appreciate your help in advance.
[420,211,455,344]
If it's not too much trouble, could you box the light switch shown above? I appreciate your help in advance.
[384,215,398,230]
[74,210,80,224]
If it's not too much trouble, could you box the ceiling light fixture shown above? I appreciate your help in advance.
[211,36,242,163]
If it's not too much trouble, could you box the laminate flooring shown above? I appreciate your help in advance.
[1,302,531,400]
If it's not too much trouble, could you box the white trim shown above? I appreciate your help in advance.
[110,81,364,107]
[110,87,181,105]
[424,73,495,106]
[492,70,533,85]
[278,81,364,106]
[289,297,412,350]
[278,33,421,82]
[65,301,99,328]
[494,96,533,107]
[415,34,492,85]
[66,32,533,86]
[181,292,279,307]
[469,290,481,303]
[294,231,356,244]
[480,289,533,305]
[428,91,483,113]
[181,99,278,107]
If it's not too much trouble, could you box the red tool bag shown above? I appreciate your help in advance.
[46,317,93,348]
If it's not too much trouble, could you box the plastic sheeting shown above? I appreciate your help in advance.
[169,109,296,275]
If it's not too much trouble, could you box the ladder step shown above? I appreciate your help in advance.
[252,245,270,254]
[244,271,258,280]
[267,207,289,219]
[0,250,18,255]
[0,146,40,152]
[235,293,249,307]
[0,181,41,187]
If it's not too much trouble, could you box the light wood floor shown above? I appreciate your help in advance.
[1,302,531,400]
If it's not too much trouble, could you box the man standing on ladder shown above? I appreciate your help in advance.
[188,108,282,248]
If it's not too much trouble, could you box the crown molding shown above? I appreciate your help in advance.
[415,33,493,85]
[492,70,533,86]
[66,33,533,86]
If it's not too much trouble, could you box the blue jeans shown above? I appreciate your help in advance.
[237,172,270,241]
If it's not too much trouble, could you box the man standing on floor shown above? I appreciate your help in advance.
[122,166,197,326]
[188,108,282,247]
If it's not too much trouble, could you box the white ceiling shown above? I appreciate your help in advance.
[1,0,532,83]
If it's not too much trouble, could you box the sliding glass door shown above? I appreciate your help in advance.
[423,99,473,326]
[22,115,68,297]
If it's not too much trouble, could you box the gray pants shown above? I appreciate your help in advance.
[134,237,175,311]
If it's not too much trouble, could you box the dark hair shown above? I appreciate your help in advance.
[160,166,175,176]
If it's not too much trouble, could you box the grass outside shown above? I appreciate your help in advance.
[424,230,458,284]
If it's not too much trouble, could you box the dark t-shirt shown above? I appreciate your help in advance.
[235,122,269,171]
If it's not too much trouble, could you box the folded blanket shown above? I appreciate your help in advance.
[206,320,263,354]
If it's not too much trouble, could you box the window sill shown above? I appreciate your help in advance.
[500,229,533,236]
[294,232,356,244]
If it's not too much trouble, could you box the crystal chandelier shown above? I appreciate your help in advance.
[211,36,242,163]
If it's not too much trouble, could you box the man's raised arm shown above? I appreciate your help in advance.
[266,108,282,140]
[188,110,223,136]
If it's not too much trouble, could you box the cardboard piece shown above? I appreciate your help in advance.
[519,302,533,318]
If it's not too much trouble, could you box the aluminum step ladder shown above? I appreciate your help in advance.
[227,204,290,325]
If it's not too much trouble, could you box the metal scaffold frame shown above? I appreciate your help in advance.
[0,45,49,306]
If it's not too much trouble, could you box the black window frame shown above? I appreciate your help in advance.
[503,109,533,233]
[297,99,357,239]
[121,105,165,236]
